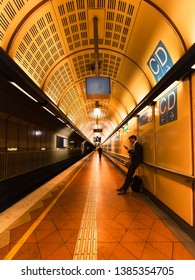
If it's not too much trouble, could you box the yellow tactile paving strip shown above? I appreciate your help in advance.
[73,175,97,260]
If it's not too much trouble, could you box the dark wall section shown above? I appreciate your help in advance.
[0,73,94,212]
[0,116,94,211]
[0,149,92,212]
[0,111,94,211]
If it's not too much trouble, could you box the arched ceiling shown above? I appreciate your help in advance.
[0,0,194,143]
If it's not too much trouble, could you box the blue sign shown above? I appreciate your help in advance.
[147,41,173,82]
[139,109,152,127]
[159,89,177,126]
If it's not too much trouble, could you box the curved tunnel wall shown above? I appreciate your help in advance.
[103,74,195,228]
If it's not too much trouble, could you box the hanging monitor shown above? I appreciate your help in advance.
[93,136,101,142]
[86,77,111,99]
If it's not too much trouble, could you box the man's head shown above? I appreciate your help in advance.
[129,135,137,144]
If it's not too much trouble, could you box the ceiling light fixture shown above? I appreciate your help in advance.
[137,106,150,116]
[94,107,101,117]
[153,80,181,102]
[42,106,55,116]
[10,82,38,102]
[57,117,65,123]
[191,64,195,69]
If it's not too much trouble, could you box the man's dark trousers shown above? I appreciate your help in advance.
[122,162,138,192]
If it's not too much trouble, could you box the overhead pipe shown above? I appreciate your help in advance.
[93,17,99,77]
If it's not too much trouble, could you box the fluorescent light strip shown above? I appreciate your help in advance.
[57,117,65,123]
[153,80,181,102]
[10,82,38,102]
[42,106,55,116]
[137,105,150,116]
[191,64,195,69]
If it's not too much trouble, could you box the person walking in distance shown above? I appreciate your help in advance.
[98,146,103,160]
[117,135,143,195]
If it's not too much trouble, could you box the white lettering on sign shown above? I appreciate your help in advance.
[168,91,176,110]
[159,97,167,115]
[147,41,173,83]
[159,90,177,125]
[155,46,168,67]
[149,58,160,75]
[7,148,18,151]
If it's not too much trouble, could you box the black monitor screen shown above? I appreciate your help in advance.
[86,77,110,95]
[93,136,101,142]
[56,136,67,148]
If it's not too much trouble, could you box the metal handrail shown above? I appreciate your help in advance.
[103,150,129,166]
[104,150,195,181]
[143,162,195,181]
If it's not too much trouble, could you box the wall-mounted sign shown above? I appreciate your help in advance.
[7,147,17,151]
[147,41,173,82]
[159,89,177,126]
[124,123,128,131]
[148,41,177,126]
[93,129,102,132]
[139,108,153,126]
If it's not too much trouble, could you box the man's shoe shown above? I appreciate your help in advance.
[116,187,123,191]
[117,190,126,195]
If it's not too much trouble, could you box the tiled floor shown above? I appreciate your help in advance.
[0,152,195,260]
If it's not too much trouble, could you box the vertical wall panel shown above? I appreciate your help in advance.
[154,80,193,225]
[0,113,6,152]
[19,121,28,151]
[41,130,46,150]
[6,153,18,178]
[139,107,155,165]
[0,154,5,180]
[7,116,19,149]
[27,151,36,170]
[121,117,138,156]
[0,114,6,179]
[18,152,28,174]
[155,81,192,174]
[191,73,195,227]
[139,106,156,194]
[28,125,35,151]
[34,128,41,151]
[45,131,53,150]
[140,165,156,194]
[156,170,193,226]
[6,117,19,178]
